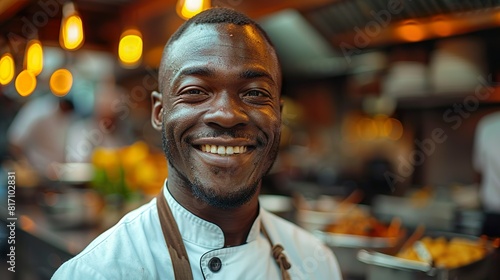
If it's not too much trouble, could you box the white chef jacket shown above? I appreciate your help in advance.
[473,111,500,213]
[52,183,343,279]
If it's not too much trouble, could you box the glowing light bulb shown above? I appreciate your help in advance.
[118,29,143,67]
[431,18,454,37]
[356,117,378,140]
[15,70,37,97]
[50,68,73,97]
[60,3,84,50]
[0,53,15,85]
[395,21,426,42]
[385,118,404,140]
[176,0,210,20]
[26,40,43,76]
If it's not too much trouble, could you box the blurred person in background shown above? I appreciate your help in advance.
[7,94,76,179]
[65,78,134,163]
[53,7,342,279]
[473,111,500,237]
[7,94,57,151]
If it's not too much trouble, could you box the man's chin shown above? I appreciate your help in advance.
[190,182,259,210]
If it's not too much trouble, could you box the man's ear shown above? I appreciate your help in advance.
[151,91,163,131]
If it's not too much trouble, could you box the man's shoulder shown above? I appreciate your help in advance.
[84,198,158,252]
[117,197,159,225]
[52,198,160,279]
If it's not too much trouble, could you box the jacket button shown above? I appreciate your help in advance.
[208,257,222,272]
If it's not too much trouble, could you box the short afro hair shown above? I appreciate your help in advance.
[166,7,275,49]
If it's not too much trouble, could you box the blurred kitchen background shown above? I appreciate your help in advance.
[1,0,500,279]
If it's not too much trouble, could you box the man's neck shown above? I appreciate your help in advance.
[167,182,260,247]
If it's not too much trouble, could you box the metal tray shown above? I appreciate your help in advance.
[357,232,496,280]
[314,230,405,277]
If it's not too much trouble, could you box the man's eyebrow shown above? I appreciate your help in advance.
[239,69,274,82]
[175,67,275,84]
[178,67,215,77]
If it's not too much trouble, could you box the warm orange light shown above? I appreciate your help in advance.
[118,29,143,68]
[50,68,73,97]
[374,115,389,137]
[25,40,43,76]
[431,18,454,37]
[385,118,404,140]
[396,22,426,42]
[15,70,37,97]
[176,0,211,20]
[356,117,378,140]
[495,11,500,24]
[144,46,164,68]
[20,215,36,233]
[0,53,15,85]
[60,3,84,50]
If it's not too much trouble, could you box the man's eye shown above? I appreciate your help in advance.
[185,89,203,95]
[245,90,265,97]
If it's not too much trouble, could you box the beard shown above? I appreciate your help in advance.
[190,177,260,210]
[161,116,280,210]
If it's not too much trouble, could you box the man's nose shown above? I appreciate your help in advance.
[202,93,249,128]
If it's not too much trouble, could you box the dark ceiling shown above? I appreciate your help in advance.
[307,0,500,35]
[304,0,500,48]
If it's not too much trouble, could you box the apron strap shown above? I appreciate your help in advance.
[156,192,194,280]
[156,190,292,279]
[261,223,292,280]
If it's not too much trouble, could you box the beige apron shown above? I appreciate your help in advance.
[156,192,291,280]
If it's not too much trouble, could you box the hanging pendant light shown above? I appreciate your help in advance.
[176,0,211,20]
[50,68,73,97]
[60,2,84,50]
[15,70,37,97]
[0,53,15,85]
[25,39,43,76]
[118,28,143,68]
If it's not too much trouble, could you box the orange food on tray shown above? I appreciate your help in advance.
[396,236,488,268]
[324,208,401,238]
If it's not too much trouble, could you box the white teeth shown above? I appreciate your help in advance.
[201,145,248,155]
[217,146,225,155]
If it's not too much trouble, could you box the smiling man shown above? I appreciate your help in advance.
[53,7,342,280]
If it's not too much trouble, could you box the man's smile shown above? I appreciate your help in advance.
[200,144,248,156]
[191,136,257,156]
[193,146,254,169]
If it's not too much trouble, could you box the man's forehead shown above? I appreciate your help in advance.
[168,23,267,52]
[159,22,281,90]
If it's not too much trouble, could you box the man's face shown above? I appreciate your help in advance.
[154,23,282,208]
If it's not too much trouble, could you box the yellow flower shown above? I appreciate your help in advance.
[119,141,149,170]
[91,141,169,199]
[92,147,120,171]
